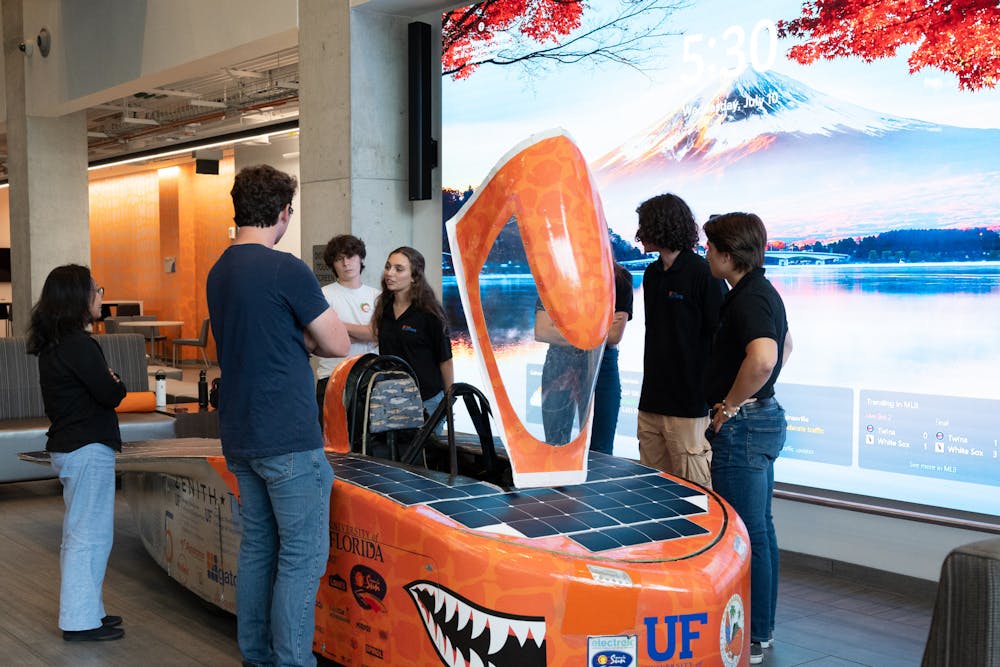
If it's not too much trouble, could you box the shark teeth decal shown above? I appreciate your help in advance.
[405,580,547,667]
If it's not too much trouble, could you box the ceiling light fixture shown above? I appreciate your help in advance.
[190,99,227,109]
[147,88,201,98]
[88,125,299,172]
[122,116,160,126]
[225,67,265,79]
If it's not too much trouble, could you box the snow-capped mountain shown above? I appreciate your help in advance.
[594,67,935,176]
[590,67,1000,242]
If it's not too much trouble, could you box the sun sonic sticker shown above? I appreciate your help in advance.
[350,564,387,612]
[720,593,746,667]
[588,634,636,667]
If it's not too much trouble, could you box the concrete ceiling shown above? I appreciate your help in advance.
[84,46,301,163]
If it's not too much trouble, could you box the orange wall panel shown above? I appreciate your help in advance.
[89,158,235,363]
[90,173,162,316]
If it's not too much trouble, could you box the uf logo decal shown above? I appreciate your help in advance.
[643,613,708,660]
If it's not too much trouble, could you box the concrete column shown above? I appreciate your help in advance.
[298,1,443,292]
[298,0,352,268]
[4,0,90,332]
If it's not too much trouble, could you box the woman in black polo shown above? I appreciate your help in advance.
[703,213,793,665]
[372,246,453,419]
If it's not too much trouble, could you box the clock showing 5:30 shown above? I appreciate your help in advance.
[681,19,779,84]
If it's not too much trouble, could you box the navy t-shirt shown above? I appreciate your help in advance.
[377,305,452,400]
[206,244,329,458]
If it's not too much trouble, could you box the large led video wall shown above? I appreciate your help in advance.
[441,2,1000,518]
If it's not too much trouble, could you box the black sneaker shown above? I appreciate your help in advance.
[101,615,123,627]
[63,625,125,642]
[750,642,764,664]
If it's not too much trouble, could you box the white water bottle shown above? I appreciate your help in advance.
[155,371,166,407]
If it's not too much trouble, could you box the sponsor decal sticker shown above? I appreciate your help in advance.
[351,564,387,612]
[329,573,348,591]
[588,635,636,667]
[720,594,745,667]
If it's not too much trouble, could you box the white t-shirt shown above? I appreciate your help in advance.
[316,282,380,379]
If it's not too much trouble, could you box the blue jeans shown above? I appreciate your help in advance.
[50,443,117,631]
[590,347,621,455]
[227,448,334,667]
[710,398,785,643]
[423,391,445,435]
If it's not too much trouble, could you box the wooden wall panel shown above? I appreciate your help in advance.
[89,158,234,363]
[90,173,161,316]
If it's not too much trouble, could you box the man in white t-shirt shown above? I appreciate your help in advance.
[316,234,380,425]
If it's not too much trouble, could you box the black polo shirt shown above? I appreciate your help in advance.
[613,266,635,323]
[639,250,727,417]
[377,305,453,400]
[704,268,788,405]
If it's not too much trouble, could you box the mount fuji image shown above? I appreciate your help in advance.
[592,67,1000,243]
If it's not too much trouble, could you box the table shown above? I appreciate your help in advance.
[156,402,218,438]
[119,320,184,362]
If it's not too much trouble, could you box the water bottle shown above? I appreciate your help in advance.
[198,370,209,409]
[155,370,166,407]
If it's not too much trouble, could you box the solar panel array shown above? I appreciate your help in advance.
[332,454,710,553]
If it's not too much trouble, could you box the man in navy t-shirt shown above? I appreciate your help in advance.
[206,165,349,667]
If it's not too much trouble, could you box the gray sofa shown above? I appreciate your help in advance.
[0,333,176,482]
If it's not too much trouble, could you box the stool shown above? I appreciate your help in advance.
[0,302,11,337]
[922,536,1000,666]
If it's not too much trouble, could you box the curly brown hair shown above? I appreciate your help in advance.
[230,164,297,228]
[635,193,699,252]
[323,235,367,277]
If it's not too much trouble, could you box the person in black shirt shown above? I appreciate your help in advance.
[373,247,453,420]
[635,193,726,486]
[536,261,634,451]
[27,265,126,642]
[703,212,793,664]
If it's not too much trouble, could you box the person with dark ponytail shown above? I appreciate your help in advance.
[372,246,453,419]
[27,264,126,642]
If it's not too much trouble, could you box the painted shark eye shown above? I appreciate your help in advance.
[446,131,615,488]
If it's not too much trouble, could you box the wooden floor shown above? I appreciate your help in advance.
[0,478,936,667]
[0,479,239,667]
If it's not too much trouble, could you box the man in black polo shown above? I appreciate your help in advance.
[635,193,726,487]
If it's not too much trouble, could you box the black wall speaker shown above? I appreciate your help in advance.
[195,159,220,175]
[408,21,437,201]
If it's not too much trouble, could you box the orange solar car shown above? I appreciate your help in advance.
[103,132,750,666]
